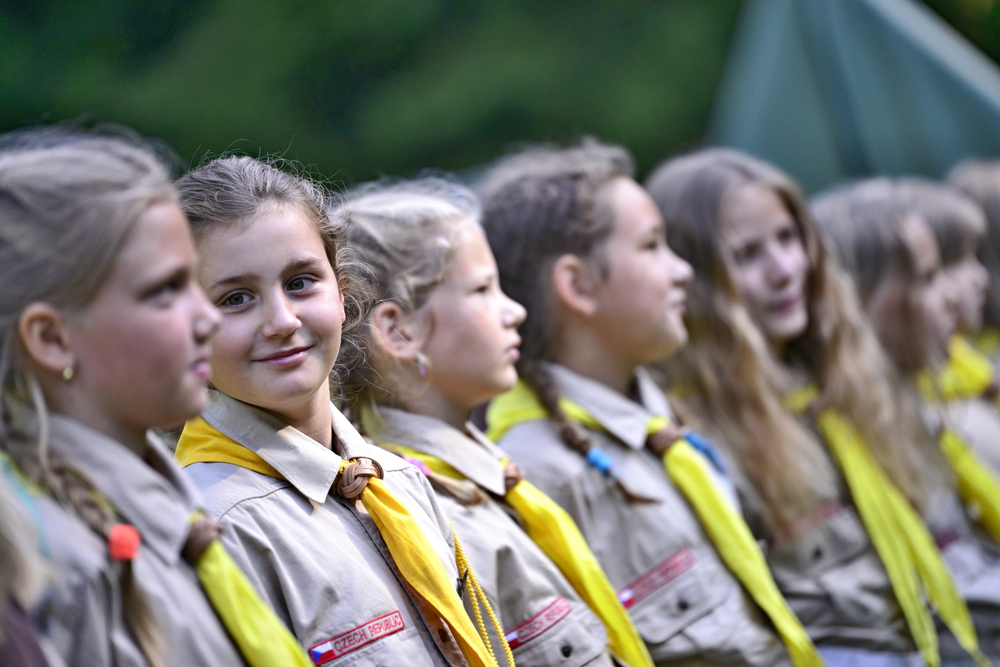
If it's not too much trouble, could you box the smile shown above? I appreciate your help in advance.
[255,346,312,368]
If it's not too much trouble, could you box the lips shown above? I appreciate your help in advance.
[506,337,522,362]
[768,296,801,314]
[190,357,212,380]
[255,345,312,368]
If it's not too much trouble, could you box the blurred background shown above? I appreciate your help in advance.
[2,0,999,191]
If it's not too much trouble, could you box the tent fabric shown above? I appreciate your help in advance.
[708,0,1000,193]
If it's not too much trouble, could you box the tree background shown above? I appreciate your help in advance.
[1,0,997,183]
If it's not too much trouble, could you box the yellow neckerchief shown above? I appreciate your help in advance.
[976,328,1000,359]
[369,420,653,667]
[186,511,313,667]
[915,335,1000,546]
[917,335,997,405]
[785,385,989,667]
[176,417,500,667]
[487,381,823,667]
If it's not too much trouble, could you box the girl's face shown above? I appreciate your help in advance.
[723,183,810,348]
[63,201,219,435]
[870,217,958,370]
[947,249,988,334]
[589,177,693,366]
[418,225,526,413]
[197,205,345,421]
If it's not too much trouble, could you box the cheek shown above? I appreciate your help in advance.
[210,319,254,375]
[731,266,764,309]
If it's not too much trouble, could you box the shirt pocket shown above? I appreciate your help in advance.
[508,600,609,667]
[622,549,724,645]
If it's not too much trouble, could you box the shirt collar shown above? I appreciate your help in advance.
[367,407,507,496]
[545,363,672,450]
[201,390,354,505]
[46,414,196,565]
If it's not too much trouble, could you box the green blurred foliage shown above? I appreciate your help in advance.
[0,1,995,182]
[0,0,740,182]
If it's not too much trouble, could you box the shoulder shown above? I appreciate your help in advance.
[183,461,293,519]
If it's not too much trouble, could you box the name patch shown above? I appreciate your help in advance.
[505,596,572,649]
[309,611,405,664]
[618,549,695,609]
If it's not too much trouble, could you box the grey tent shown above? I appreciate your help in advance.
[708,0,1000,193]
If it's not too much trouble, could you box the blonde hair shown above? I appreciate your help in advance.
[645,149,942,530]
[335,177,481,407]
[0,472,45,643]
[0,130,174,666]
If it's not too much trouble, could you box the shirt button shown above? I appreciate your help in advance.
[812,546,823,561]
[678,598,690,612]
[561,644,573,657]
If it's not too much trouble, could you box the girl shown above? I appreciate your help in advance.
[174,157,497,667]
[811,176,1000,665]
[478,141,808,667]
[896,180,1000,477]
[338,177,647,667]
[0,130,307,667]
[644,149,968,667]
[949,160,1000,361]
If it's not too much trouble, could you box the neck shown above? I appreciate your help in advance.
[264,381,334,448]
[44,383,150,457]
[392,391,470,431]
[550,323,636,396]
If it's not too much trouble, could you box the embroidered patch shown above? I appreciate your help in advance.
[309,611,405,664]
[618,549,695,609]
[504,596,572,649]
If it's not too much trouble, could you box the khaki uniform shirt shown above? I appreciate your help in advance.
[496,365,790,667]
[943,398,1000,478]
[704,420,915,654]
[35,415,245,667]
[184,391,468,667]
[368,407,615,667]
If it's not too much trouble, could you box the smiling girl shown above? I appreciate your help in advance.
[477,141,813,667]
[338,178,647,667]
[174,157,496,667]
[0,130,307,667]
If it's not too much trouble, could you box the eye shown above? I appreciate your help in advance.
[144,271,188,306]
[777,226,798,245]
[219,292,251,309]
[732,242,762,265]
[287,275,316,292]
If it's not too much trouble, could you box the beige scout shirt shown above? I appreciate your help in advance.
[496,365,790,667]
[183,391,468,667]
[708,431,915,654]
[922,486,1000,660]
[35,414,245,667]
[368,407,615,667]
[942,398,1000,478]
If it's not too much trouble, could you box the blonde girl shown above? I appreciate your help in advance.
[174,157,497,667]
[477,141,800,667]
[338,177,642,667]
[645,150,957,667]
[813,177,1000,665]
[0,130,280,667]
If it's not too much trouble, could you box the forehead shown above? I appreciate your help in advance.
[197,205,327,276]
[108,200,194,286]
[722,183,794,244]
[600,176,662,236]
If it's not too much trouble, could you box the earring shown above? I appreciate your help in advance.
[62,366,74,382]
[415,353,429,379]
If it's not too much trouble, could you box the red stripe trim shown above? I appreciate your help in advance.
[308,611,405,664]
[505,597,572,649]
[618,549,695,609]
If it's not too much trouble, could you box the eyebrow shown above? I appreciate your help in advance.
[208,256,327,291]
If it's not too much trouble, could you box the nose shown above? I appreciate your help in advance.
[193,286,221,344]
[502,292,527,329]
[262,290,301,338]
[764,245,798,286]
[669,247,693,285]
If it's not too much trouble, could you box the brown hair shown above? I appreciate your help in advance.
[645,149,941,530]
[0,130,173,666]
[176,156,369,393]
[476,140,652,500]
[948,160,1000,329]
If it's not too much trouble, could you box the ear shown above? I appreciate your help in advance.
[18,302,75,376]
[551,254,599,317]
[370,301,423,362]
